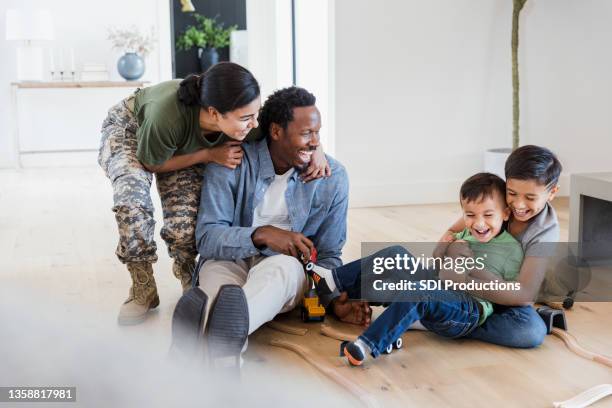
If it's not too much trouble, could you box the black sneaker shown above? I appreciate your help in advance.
[306,267,340,307]
[206,285,249,370]
[169,287,208,358]
[306,266,334,295]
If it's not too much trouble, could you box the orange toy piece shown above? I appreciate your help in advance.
[300,248,326,322]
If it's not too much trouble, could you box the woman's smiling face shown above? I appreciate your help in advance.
[217,96,261,140]
[200,96,261,140]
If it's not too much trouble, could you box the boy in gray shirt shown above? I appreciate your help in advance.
[442,145,562,347]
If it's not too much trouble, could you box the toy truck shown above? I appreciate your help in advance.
[300,248,326,322]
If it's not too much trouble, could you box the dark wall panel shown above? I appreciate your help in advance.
[170,0,247,78]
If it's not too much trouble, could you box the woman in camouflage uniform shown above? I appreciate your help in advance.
[98,62,330,325]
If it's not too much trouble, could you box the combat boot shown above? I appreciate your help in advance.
[173,261,195,294]
[117,262,159,325]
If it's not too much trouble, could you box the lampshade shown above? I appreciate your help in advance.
[6,9,55,41]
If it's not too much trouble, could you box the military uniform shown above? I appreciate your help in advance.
[98,80,258,324]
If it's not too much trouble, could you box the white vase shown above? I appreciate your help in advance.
[484,148,512,179]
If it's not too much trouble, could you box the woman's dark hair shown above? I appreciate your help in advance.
[460,172,507,204]
[505,145,562,189]
[177,62,260,113]
[258,86,316,138]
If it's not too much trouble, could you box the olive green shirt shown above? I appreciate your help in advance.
[133,80,261,166]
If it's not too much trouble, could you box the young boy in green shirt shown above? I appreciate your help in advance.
[343,173,523,366]
[307,145,562,354]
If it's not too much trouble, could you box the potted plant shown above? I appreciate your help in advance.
[107,26,156,81]
[485,0,528,178]
[176,14,237,72]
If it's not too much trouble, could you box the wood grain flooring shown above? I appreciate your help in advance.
[0,167,610,408]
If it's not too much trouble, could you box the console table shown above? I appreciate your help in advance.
[10,81,148,168]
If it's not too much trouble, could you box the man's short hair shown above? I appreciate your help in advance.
[258,86,316,138]
[460,172,507,204]
[505,145,562,189]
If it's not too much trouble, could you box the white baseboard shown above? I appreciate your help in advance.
[19,151,99,168]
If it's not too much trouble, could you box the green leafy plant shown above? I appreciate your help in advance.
[176,14,237,51]
[511,0,527,150]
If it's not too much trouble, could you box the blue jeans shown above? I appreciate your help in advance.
[331,245,438,304]
[465,304,547,348]
[360,288,480,357]
[331,245,547,349]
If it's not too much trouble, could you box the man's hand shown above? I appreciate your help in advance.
[300,144,331,183]
[331,292,371,326]
[251,225,314,259]
[203,141,244,169]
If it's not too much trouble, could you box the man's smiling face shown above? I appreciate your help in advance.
[270,105,321,171]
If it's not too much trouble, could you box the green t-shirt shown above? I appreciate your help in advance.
[454,228,524,325]
[133,80,261,166]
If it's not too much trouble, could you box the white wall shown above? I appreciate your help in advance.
[245,0,293,101]
[294,0,335,155]
[247,0,336,155]
[0,0,172,168]
[334,0,612,207]
[520,0,612,183]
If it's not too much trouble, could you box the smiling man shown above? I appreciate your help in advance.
[182,87,368,364]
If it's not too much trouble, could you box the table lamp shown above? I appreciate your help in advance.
[6,9,55,81]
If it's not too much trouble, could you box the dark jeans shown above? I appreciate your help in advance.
[331,245,438,303]
[331,245,547,350]
[465,304,547,348]
[360,288,480,357]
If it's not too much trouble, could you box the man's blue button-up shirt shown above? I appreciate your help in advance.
[195,139,349,269]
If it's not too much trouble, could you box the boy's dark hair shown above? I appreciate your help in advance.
[460,173,507,204]
[258,86,316,138]
[505,145,562,189]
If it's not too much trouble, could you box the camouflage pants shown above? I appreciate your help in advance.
[98,94,204,266]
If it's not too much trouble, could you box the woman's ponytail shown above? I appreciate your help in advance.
[176,62,260,113]
[177,74,203,106]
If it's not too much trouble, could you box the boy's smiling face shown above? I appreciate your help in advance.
[506,178,559,222]
[461,191,510,243]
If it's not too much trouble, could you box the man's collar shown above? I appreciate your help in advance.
[257,140,276,180]
[256,139,300,181]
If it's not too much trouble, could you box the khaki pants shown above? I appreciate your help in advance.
[198,254,308,335]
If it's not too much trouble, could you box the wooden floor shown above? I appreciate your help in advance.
[1,167,611,408]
